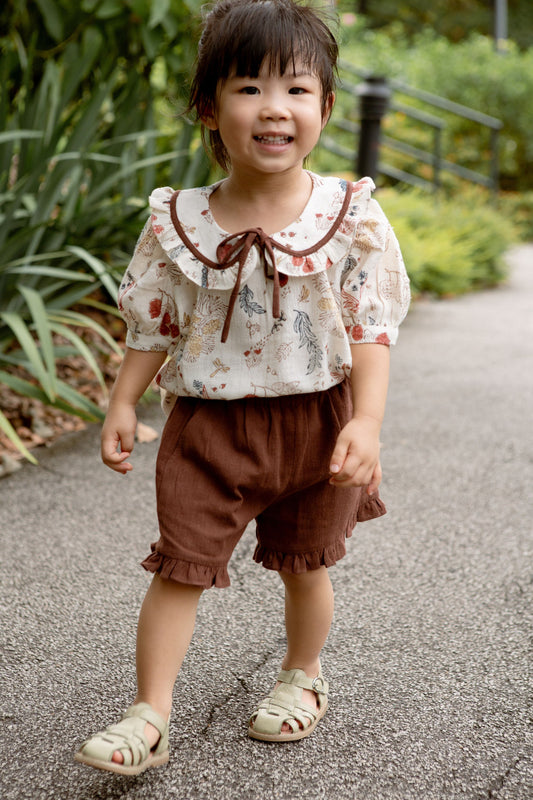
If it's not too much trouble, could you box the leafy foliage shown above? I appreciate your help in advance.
[344,0,533,51]
[339,21,533,191]
[379,188,513,297]
[499,191,533,241]
[0,0,209,460]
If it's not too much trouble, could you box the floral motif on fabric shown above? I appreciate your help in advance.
[182,295,225,362]
[120,173,410,404]
[239,285,266,317]
[293,310,322,375]
[135,222,158,257]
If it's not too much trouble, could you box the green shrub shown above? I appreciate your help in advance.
[498,191,533,241]
[378,188,514,297]
[338,0,533,51]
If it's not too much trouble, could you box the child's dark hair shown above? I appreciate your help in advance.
[188,0,338,171]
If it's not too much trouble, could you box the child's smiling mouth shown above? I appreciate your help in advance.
[254,135,293,144]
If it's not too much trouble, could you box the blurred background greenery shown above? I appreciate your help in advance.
[1,0,531,461]
[346,0,533,49]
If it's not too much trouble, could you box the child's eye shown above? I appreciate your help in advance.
[240,86,260,95]
[288,87,307,95]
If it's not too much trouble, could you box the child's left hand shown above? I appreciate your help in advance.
[329,417,382,494]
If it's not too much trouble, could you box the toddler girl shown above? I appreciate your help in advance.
[75,0,410,775]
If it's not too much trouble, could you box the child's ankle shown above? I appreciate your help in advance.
[281,659,321,677]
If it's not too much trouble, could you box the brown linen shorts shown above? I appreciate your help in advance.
[142,380,386,588]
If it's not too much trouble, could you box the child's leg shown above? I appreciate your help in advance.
[280,566,334,675]
[264,565,334,733]
[113,574,203,764]
[136,574,203,712]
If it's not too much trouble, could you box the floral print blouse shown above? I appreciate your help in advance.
[119,172,410,406]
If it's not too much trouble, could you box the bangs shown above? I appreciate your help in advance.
[215,4,330,80]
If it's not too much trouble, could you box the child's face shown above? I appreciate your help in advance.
[203,58,333,177]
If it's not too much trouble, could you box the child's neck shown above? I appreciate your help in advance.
[209,168,313,236]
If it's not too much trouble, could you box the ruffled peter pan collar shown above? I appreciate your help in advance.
[148,173,375,342]
[148,173,375,291]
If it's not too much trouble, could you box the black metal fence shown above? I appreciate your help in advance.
[321,60,503,194]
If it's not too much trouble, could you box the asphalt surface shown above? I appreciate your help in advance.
[1,245,532,800]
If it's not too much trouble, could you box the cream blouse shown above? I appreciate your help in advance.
[119,173,410,406]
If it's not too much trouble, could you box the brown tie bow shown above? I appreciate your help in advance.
[215,228,281,342]
[169,183,352,343]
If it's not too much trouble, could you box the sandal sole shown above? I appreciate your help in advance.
[248,699,328,742]
[74,749,169,776]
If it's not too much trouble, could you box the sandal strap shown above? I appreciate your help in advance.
[250,695,318,736]
[123,703,168,738]
[257,694,317,717]
[79,717,150,767]
[109,725,147,767]
[249,669,329,737]
[277,668,329,696]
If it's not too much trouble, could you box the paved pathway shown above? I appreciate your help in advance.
[1,246,532,800]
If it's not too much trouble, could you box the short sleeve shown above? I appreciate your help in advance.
[341,198,410,346]
[118,218,180,352]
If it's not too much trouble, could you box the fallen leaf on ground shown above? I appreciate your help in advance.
[136,422,159,443]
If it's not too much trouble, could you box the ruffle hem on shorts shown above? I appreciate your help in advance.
[253,490,386,574]
[141,546,231,589]
[142,491,386,588]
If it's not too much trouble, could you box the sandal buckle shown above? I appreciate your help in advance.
[312,676,327,694]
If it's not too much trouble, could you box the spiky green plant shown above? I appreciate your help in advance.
[0,0,210,462]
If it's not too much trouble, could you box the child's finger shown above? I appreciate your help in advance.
[120,429,135,455]
[330,451,362,484]
[115,457,133,474]
[101,429,134,470]
[104,450,133,474]
[331,467,372,488]
[367,461,382,494]
[329,440,349,476]
[102,428,134,460]
[101,439,119,464]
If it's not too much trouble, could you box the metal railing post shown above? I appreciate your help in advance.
[333,60,502,194]
[356,76,391,180]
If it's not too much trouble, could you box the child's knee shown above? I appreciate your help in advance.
[279,565,329,589]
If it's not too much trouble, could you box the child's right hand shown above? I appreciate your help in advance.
[101,404,137,474]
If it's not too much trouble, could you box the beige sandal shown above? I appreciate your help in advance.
[74,702,170,775]
[248,668,328,742]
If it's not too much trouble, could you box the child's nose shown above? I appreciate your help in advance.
[259,94,290,120]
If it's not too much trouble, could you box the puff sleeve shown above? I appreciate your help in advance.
[341,198,410,346]
[118,218,180,352]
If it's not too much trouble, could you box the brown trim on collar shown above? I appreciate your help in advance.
[168,181,353,343]
[169,180,353,265]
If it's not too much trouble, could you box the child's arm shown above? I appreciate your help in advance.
[101,347,167,474]
[329,343,390,493]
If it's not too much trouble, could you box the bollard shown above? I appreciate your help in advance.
[356,76,391,181]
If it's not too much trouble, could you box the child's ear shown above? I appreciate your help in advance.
[321,92,335,128]
[201,107,218,131]
[202,116,218,131]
